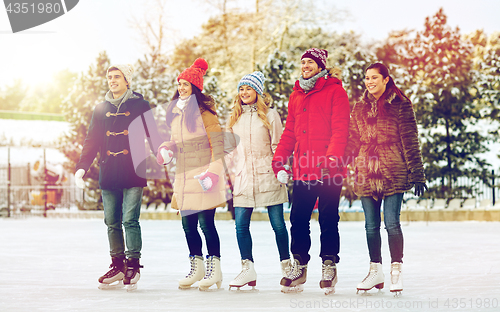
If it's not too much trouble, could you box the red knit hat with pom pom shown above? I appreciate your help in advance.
[177,58,208,91]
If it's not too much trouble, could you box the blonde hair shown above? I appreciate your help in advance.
[227,92,272,130]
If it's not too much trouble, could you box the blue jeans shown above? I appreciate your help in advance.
[234,204,290,262]
[181,209,220,258]
[361,193,404,263]
[101,187,143,259]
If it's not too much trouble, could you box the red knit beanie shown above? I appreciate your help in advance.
[301,48,328,70]
[177,58,208,91]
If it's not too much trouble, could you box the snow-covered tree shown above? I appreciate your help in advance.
[388,9,491,198]
[0,79,27,111]
[469,30,500,121]
[257,49,295,122]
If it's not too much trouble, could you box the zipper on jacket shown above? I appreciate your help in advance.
[180,111,186,205]
[249,108,256,199]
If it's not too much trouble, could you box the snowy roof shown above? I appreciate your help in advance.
[0,119,70,165]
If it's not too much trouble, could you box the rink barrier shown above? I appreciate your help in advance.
[39,209,500,221]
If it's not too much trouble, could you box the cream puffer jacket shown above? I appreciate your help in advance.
[225,104,288,208]
[161,105,227,211]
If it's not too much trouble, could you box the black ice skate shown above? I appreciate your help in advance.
[98,257,126,290]
[280,255,307,293]
[319,259,337,295]
[123,258,143,292]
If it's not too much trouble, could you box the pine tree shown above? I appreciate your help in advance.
[132,52,177,205]
[390,9,491,198]
[257,49,295,122]
[58,51,110,209]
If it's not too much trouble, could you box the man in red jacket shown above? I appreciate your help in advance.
[272,48,350,294]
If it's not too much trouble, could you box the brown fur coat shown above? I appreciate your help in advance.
[345,89,425,200]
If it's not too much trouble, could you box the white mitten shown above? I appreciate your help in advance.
[277,170,289,184]
[194,170,213,191]
[160,148,173,165]
[75,169,85,189]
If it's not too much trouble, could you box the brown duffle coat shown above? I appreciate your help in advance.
[345,89,426,200]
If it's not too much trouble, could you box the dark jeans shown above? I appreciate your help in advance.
[101,187,143,259]
[289,176,343,264]
[360,193,404,263]
[181,209,221,258]
[234,204,290,262]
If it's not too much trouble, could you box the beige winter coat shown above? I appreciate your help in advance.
[161,105,226,211]
[225,104,288,208]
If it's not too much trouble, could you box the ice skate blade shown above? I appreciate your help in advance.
[356,289,383,296]
[199,286,224,292]
[178,285,199,290]
[323,287,335,295]
[391,290,402,297]
[98,280,124,290]
[281,284,304,293]
[229,285,259,292]
[125,283,137,292]
[199,280,223,292]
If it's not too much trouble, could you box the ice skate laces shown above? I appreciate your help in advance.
[287,261,305,280]
[103,265,122,278]
[186,257,197,278]
[282,261,292,276]
[362,264,378,283]
[391,263,401,283]
[204,258,213,279]
[322,262,336,280]
[234,265,250,281]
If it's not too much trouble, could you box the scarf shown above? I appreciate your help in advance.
[176,95,191,110]
[299,69,328,93]
[105,89,134,111]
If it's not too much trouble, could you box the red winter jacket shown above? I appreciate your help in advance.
[273,75,350,181]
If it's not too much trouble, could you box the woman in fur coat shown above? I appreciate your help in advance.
[156,58,226,291]
[224,71,291,290]
[345,63,427,295]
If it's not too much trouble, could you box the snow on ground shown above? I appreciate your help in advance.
[1,217,499,312]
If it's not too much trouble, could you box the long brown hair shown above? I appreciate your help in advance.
[165,84,217,133]
[227,92,272,130]
[366,63,410,116]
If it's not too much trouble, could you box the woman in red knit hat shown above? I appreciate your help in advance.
[156,58,226,291]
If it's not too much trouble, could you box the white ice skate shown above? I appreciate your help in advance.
[357,262,384,295]
[98,257,125,290]
[179,255,205,290]
[198,256,223,291]
[280,256,307,293]
[319,259,337,295]
[281,259,292,278]
[123,258,143,292]
[229,259,258,292]
[390,262,403,297]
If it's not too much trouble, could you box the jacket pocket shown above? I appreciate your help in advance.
[256,165,282,193]
[232,169,245,196]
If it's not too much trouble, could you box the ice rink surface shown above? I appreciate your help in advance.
[1,217,499,312]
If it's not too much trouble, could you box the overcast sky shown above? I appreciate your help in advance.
[0,0,499,87]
